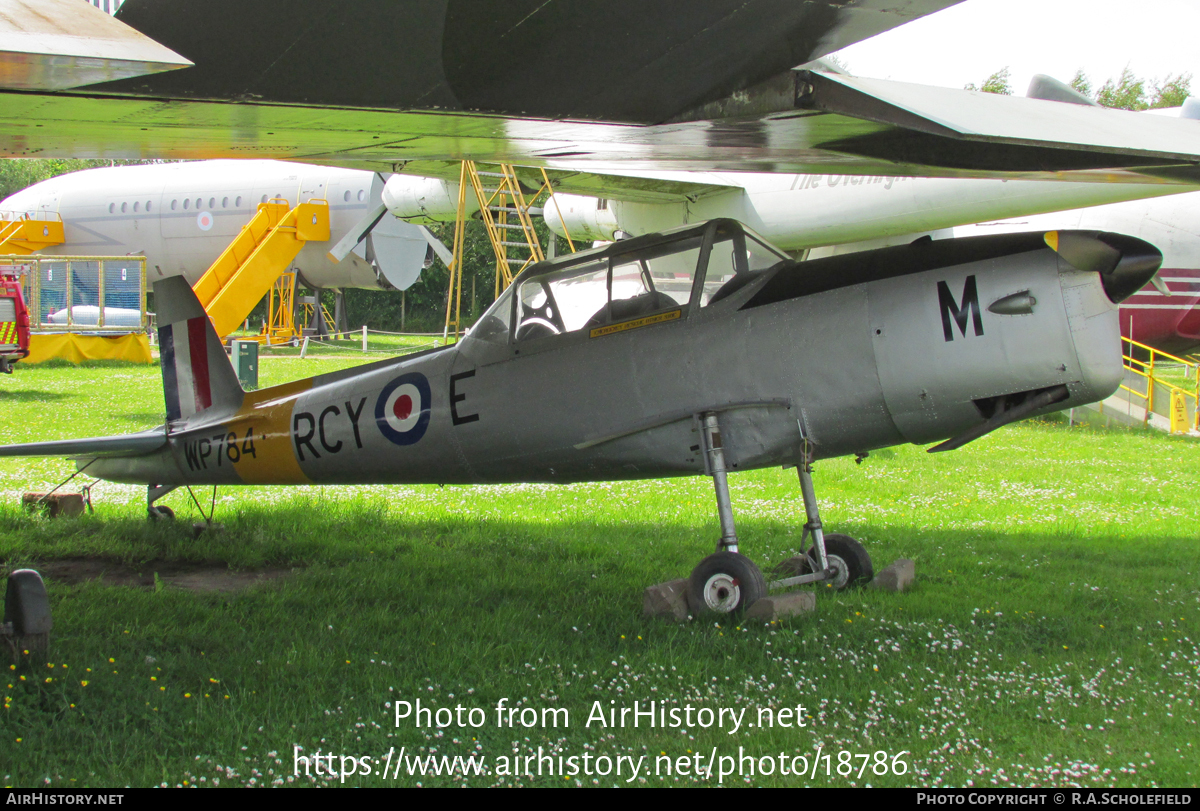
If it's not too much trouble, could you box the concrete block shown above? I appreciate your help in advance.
[869,559,915,593]
[643,578,690,622]
[745,590,816,622]
[21,492,85,518]
[191,522,226,539]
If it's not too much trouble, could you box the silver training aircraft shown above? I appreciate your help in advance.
[0,219,1162,613]
[0,0,1190,615]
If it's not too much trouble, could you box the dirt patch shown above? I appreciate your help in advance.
[10,558,296,593]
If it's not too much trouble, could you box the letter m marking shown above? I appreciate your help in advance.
[938,275,984,341]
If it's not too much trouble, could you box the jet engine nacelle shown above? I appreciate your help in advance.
[382,175,480,224]
[541,193,620,241]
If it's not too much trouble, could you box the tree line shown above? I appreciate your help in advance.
[966,66,1192,110]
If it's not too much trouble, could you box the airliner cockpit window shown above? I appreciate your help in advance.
[514,239,702,341]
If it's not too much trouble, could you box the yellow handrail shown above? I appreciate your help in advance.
[1120,336,1199,432]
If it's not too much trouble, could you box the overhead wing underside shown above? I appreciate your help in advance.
[0,1,1198,184]
[4,70,1200,186]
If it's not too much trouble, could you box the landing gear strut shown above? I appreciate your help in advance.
[687,413,766,615]
[770,442,872,592]
[686,412,872,616]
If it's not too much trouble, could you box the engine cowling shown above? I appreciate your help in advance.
[382,176,479,224]
[542,193,620,241]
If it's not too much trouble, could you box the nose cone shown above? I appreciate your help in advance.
[1044,230,1163,303]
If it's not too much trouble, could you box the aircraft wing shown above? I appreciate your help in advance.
[2,1,1200,184]
[390,161,741,205]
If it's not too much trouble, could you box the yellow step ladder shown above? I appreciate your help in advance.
[442,162,577,342]
[193,199,329,339]
[0,216,65,254]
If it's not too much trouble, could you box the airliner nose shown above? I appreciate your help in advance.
[1044,230,1163,303]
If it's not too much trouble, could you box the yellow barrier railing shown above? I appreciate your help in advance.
[5,254,147,331]
[1120,336,1199,433]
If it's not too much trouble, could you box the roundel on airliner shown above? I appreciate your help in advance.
[375,372,431,446]
[197,211,214,231]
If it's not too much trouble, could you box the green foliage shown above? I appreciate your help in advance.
[1096,67,1149,111]
[1150,73,1192,109]
[1069,69,1093,99]
[965,67,1012,95]
[0,159,158,203]
[1068,68,1192,111]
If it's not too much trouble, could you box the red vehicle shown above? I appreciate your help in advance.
[0,268,30,373]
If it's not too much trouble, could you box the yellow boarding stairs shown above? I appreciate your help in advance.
[192,198,329,339]
[0,215,64,254]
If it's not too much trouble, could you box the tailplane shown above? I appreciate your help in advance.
[154,276,244,424]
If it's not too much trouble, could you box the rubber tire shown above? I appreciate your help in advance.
[805,533,873,590]
[687,552,767,616]
[148,505,175,521]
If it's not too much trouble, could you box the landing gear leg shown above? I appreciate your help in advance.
[687,413,766,616]
[771,448,873,591]
[147,483,178,521]
[703,413,738,554]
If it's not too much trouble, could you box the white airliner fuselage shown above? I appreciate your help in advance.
[1,160,429,292]
[534,173,1200,353]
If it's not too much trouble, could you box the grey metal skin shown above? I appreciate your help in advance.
[67,220,1158,491]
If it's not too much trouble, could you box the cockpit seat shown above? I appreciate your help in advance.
[584,291,679,329]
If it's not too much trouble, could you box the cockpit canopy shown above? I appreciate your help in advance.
[470,219,789,344]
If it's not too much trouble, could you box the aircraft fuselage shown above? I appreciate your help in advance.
[86,222,1146,488]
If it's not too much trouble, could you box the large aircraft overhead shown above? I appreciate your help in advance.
[0,160,429,292]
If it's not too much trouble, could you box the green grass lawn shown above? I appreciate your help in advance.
[0,358,1197,788]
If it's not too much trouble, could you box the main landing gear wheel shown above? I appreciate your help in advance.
[806,533,873,590]
[687,552,766,616]
[148,505,175,521]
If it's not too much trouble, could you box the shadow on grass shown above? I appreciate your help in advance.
[1,500,1193,626]
[0,389,71,402]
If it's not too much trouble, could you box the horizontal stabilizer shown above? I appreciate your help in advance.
[0,429,165,459]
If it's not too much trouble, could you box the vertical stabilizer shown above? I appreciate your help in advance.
[154,277,244,424]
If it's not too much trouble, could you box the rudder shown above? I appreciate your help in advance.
[154,276,244,424]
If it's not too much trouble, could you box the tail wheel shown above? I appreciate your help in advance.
[806,533,873,590]
[687,552,767,616]
[148,505,175,521]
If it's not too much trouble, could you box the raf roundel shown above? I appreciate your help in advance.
[196,211,214,231]
[375,373,431,446]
